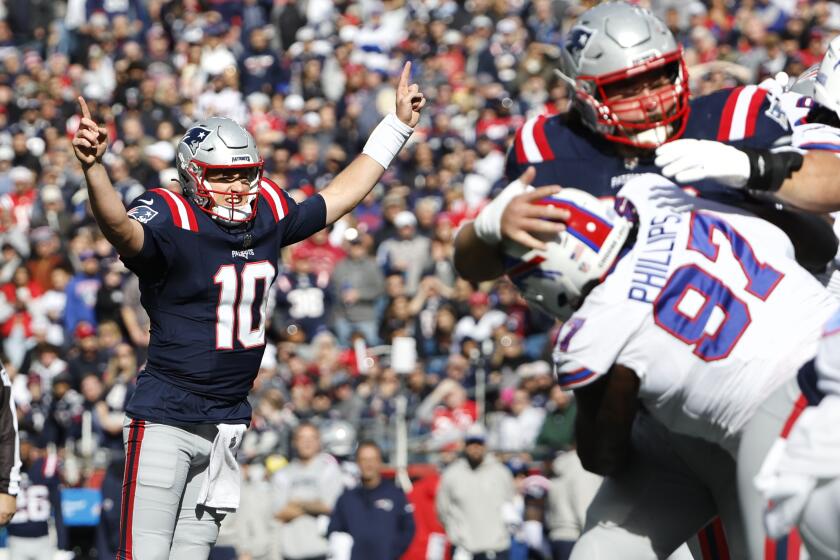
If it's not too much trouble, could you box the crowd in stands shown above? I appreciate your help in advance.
[1,0,839,557]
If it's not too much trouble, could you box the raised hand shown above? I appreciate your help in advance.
[72,97,109,168]
[395,62,426,128]
[501,167,569,251]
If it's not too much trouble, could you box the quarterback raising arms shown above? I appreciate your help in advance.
[72,62,424,560]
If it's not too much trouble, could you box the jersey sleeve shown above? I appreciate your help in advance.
[689,86,790,149]
[257,178,327,247]
[552,298,641,390]
[816,306,840,397]
[120,190,178,280]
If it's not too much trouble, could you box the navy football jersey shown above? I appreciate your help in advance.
[506,86,789,198]
[274,270,332,341]
[7,455,66,549]
[121,178,326,424]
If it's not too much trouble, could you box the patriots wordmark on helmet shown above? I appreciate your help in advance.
[182,126,212,155]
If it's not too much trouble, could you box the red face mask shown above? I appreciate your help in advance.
[576,50,690,149]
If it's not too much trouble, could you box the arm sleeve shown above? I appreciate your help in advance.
[816,307,840,397]
[393,490,416,557]
[0,363,20,495]
[552,300,641,390]
[271,471,290,514]
[120,193,175,280]
[434,475,452,534]
[280,193,327,247]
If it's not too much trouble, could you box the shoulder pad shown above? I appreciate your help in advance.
[258,177,291,222]
[512,114,560,165]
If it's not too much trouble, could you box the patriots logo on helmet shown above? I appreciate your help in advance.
[182,126,212,155]
[566,26,594,64]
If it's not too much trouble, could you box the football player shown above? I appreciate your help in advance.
[656,34,840,214]
[453,2,839,558]
[522,173,836,560]
[71,62,425,560]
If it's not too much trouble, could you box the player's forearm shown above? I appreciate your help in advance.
[84,163,144,256]
[775,151,840,212]
[320,155,387,225]
[453,222,506,282]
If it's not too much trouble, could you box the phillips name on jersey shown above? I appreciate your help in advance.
[120,178,326,425]
[552,174,838,455]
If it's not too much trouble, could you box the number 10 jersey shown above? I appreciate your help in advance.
[121,178,326,425]
[553,174,838,453]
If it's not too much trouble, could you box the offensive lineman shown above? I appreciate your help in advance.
[71,62,425,560]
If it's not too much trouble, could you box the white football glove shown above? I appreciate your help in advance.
[754,437,817,540]
[757,71,791,99]
[655,139,752,188]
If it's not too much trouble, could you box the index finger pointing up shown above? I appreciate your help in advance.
[398,61,411,93]
[78,96,91,120]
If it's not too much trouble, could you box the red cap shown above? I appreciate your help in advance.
[468,291,490,306]
[74,322,96,339]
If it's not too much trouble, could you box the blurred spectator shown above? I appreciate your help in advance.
[66,322,108,390]
[6,434,69,558]
[535,387,577,455]
[376,210,432,295]
[274,251,332,342]
[436,425,516,560]
[328,441,415,560]
[490,387,546,454]
[454,291,507,347]
[545,451,602,560]
[272,423,344,560]
[332,230,385,346]
[63,250,101,335]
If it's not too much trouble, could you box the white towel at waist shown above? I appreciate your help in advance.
[198,423,247,511]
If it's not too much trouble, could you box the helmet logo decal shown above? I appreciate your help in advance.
[566,26,596,66]
[182,126,212,155]
[231,155,252,162]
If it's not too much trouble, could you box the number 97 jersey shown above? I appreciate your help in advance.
[120,178,326,425]
[553,174,839,453]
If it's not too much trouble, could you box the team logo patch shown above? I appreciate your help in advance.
[231,155,252,163]
[127,205,159,224]
[565,26,595,65]
[181,126,212,155]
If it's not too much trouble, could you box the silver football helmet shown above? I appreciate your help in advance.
[176,117,263,224]
[321,420,357,458]
[558,1,689,149]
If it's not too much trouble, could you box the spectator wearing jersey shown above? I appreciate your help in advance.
[453,291,507,347]
[7,434,69,559]
[437,425,516,559]
[273,252,332,342]
[272,423,344,560]
[331,230,384,346]
[328,441,415,560]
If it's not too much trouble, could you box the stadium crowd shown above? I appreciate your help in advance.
[2,0,840,558]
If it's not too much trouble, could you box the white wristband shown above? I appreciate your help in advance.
[473,177,532,245]
[362,113,413,169]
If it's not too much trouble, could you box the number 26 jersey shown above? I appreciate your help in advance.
[553,174,838,453]
[120,178,326,425]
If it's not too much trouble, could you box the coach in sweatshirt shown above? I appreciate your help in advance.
[436,424,516,560]
[328,441,415,560]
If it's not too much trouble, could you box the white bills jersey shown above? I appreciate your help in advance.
[553,174,839,453]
